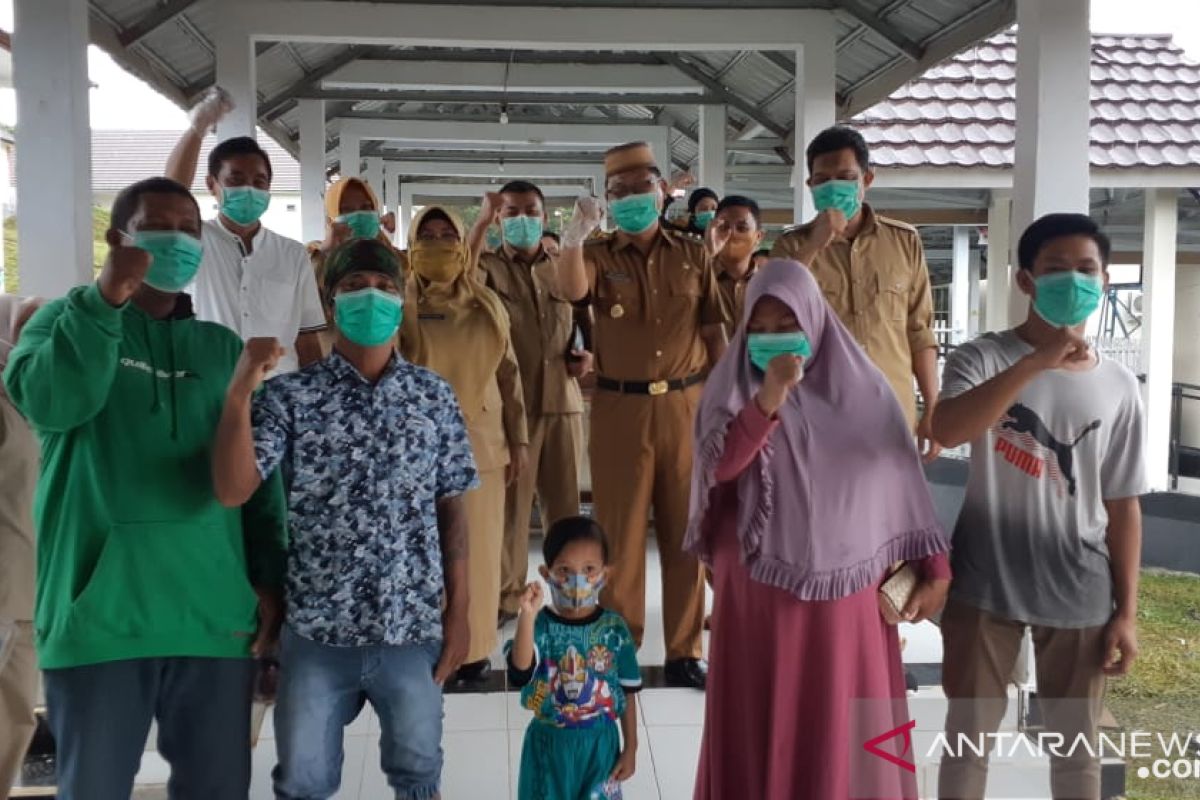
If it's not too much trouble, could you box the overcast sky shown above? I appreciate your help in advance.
[0,0,1197,129]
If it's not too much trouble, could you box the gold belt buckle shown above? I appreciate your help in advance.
[648,380,669,396]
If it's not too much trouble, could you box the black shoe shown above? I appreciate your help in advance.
[664,658,708,690]
[497,610,518,629]
[905,668,919,694]
[454,659,492,685]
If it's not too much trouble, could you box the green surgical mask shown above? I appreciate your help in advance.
[1032,272,1103,328]
[501,215,544,250]
[694,210,716,230]
[811,179,862,220]
[132,230,204,293]
[337,210,381,240]
[220,186,271,226]
[748,331,812,372]
[609,192,660,235]
[334,287,404,347]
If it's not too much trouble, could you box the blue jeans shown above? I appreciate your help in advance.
[272,626,444,800]
[44,656,255,800]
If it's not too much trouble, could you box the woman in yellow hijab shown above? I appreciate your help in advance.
[308,177,398,353]
[402,204,529,683]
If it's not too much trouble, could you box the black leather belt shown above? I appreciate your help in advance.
[596,374,704,396]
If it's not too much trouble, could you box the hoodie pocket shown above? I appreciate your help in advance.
[69,521,260,642]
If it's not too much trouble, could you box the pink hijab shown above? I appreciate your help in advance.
[684,260,947,601]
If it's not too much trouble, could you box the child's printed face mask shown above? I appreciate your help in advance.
[548,572,606,610]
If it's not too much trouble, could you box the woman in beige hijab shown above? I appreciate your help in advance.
[402,205,529,682]
[0,295,42,795]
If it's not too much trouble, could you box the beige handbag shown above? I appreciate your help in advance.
[878,561,919,625]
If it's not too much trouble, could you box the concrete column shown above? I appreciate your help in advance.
[951,226,970,344]
[968,245,983,338]
[388,166,405,247]
[590,168,606,198]
[13,0,93,296]
[649,129,672,182]
[1174,263,1200,458]
[298,99,326,244]
[698,104,727,197]
[793,32,837,224]
[365,157,385,204]
[399,185,415,243]
[1008,0,1091,326]
[985,191,1012,331]
[1141,188,1178,491]
[213,0,256,140]
[339,127,362,179]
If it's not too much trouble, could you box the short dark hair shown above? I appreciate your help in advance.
[110,177,200,232]
[541,231,561,243]
[806,125,870,173]
[687,187,720,214]
[1017,213,1111,272]
[716,194,761,225]
[499,180,546,205]
[543,516,610,566]
[207,136,274,182]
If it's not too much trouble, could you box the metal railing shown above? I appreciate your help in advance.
[1170,381,1200,490]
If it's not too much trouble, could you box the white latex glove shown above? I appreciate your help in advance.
[190,86,234,135]
[561,195,603,248]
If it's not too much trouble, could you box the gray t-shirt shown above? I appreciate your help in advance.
[940,330,1147,628]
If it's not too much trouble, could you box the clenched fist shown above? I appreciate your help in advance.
[755,354,804,417]
[229,337,285,399]
[98,244,153,307]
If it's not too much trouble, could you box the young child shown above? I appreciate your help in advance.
[507,516,641,800]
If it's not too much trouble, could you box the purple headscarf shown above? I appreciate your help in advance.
[684,260,947,601]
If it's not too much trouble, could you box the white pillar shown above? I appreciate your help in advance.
[985,191,1012,332]
[13,0,93,297]
[339,130,362,179]
[1008,0,1091,326]
[1141,188,1178,492]
[1174,263,1200,458]
[298,99,326,244]
[968,245,983,339]
[649,129,672,182]
[213,1,256,140]
[388,165,405,247]
[364,157,385,204]
[951,226,970,345]
[399,185,415,243]
[590,168,606,198]
[793,30,837,224]
[698,104,727,197]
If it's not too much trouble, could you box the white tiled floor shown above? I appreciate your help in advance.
[128,543,1004,798]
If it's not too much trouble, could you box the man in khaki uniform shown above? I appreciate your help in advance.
[475,180,592,625]
[772,126,941,460]
[710,195,767,338]
[555,142,729,689]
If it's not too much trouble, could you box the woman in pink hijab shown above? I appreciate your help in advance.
[685,260,950,799]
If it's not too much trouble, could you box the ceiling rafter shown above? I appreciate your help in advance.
[657,53,789,139]
[301,88,716,107]
[260,45,379,121]
[831,0,924,62]
[116,0,201,48]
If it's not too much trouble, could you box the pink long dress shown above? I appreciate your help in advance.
[693,403,950,800]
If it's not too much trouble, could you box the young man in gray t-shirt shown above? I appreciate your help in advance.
[932,213,1146,800]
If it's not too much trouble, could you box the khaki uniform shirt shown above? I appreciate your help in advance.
[0,383,37,622]
[716,266,756,339]
[771,204,937,425]
[584,227,727,382]
[480,245,583,418]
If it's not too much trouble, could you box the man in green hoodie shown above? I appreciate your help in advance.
[2,177,289,800]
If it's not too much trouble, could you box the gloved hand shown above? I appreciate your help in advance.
[561,195,603,249]
[190,86,234,135]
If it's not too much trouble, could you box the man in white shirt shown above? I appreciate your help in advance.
[166,93,325,373]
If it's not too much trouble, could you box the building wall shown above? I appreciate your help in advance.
[1175,262,1200,447]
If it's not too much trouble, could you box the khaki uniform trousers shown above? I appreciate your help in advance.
[465,467,508,663]
[499,412,584,616]
[938,597,1107,800]
[1,621,38,795]
[592,385,705,661]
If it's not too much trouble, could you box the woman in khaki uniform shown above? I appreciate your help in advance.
[401,205,529,682]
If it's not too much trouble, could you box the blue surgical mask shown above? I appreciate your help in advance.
[220,186,271,226]
[501,215,544,250]
[747,331,813,372]
[609,192,659,235]
[1032,271,1104,328]
[548,572,606,610]
[334,287,403,346]
[131,230,204,292]
[810,179,862,220]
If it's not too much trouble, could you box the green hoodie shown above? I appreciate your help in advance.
[2,283,288,670]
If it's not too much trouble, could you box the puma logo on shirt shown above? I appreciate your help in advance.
[996,402,1101,496]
